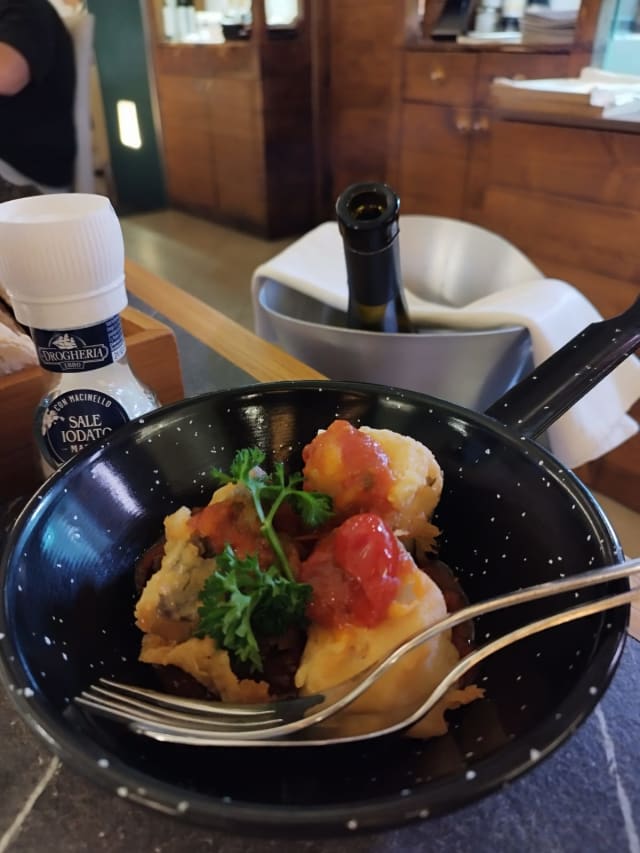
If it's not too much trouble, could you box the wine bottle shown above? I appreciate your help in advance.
[335,182,414,333]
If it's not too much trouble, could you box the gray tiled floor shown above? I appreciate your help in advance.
[121,209,640,559]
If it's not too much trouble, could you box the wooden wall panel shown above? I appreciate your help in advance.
[331,108,393,185]
[207,78,261,137]
[489,121,640,209]
[536,259,640,319]
[330,46,397,110]
[213,137,267,227]
[329,0,398,48]
[156,75,216,211]
[328,0,398,199]
[156,75,210,134]
[480,186,640,285]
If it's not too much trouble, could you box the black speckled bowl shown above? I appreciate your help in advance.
[0,301,638,836]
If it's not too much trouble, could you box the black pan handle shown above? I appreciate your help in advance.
[484,295,640,440]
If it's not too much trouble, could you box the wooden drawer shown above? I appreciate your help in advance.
[403,51,477,107]
[475,53,571,107]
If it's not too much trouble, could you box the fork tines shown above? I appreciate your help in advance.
[76,678,323,735]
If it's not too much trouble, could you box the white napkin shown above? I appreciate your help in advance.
[252,219,640,469]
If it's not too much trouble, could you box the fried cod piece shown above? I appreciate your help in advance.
[295,547,482,738]
[135,485,272,702]
[302,420,443,551]
[139,633,271,703]
[360,425,443,545]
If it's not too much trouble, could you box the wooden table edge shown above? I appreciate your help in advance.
[124,258,324,384]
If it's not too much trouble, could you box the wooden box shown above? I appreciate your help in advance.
[0,307,184,502]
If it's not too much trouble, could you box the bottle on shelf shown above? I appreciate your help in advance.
[162,0,178,41]
[473,0,501,33]
[175,0,198,40]
[0,193,160,478]
[335,182,414,334]
[500,0,526,31]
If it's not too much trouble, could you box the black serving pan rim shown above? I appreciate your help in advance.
[0,380,630,836]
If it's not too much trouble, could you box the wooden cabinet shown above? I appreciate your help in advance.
[477,119,640,311]
[390,48,571,220]
[146,1,313,238]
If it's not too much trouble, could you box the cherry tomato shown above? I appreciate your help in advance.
[299,513,401,628]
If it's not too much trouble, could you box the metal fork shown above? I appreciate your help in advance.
[76,556,640,746]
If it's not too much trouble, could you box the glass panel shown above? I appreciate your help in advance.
[601,0,640,74]
[158,0,254,44]
[264,0,301,26]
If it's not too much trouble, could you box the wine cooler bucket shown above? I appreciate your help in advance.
[253,278,533,412]
[251,214,548,412]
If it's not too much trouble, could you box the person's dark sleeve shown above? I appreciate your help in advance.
[0,0,56,84]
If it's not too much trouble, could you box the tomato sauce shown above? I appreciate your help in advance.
[189,500,273,567]
[302,420,394,518]
[299,513,402,628]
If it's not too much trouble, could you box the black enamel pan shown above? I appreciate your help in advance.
[0,297,639,836]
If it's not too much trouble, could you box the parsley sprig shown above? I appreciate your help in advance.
[211,447,333,581]
[196,545,312,672]
[196,448,333,673]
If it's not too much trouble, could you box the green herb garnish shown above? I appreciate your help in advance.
[211,447,333,581]
[196,545,312,672]
[196,448,332,672]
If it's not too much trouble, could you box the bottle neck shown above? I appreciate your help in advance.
[31,315,127,374]
[344,233,413,334]
[336,181,414,334]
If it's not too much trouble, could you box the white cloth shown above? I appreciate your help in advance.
[63,11,96,194]
[252,220,640,469]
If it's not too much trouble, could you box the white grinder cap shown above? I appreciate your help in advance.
[0,193,127,329]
